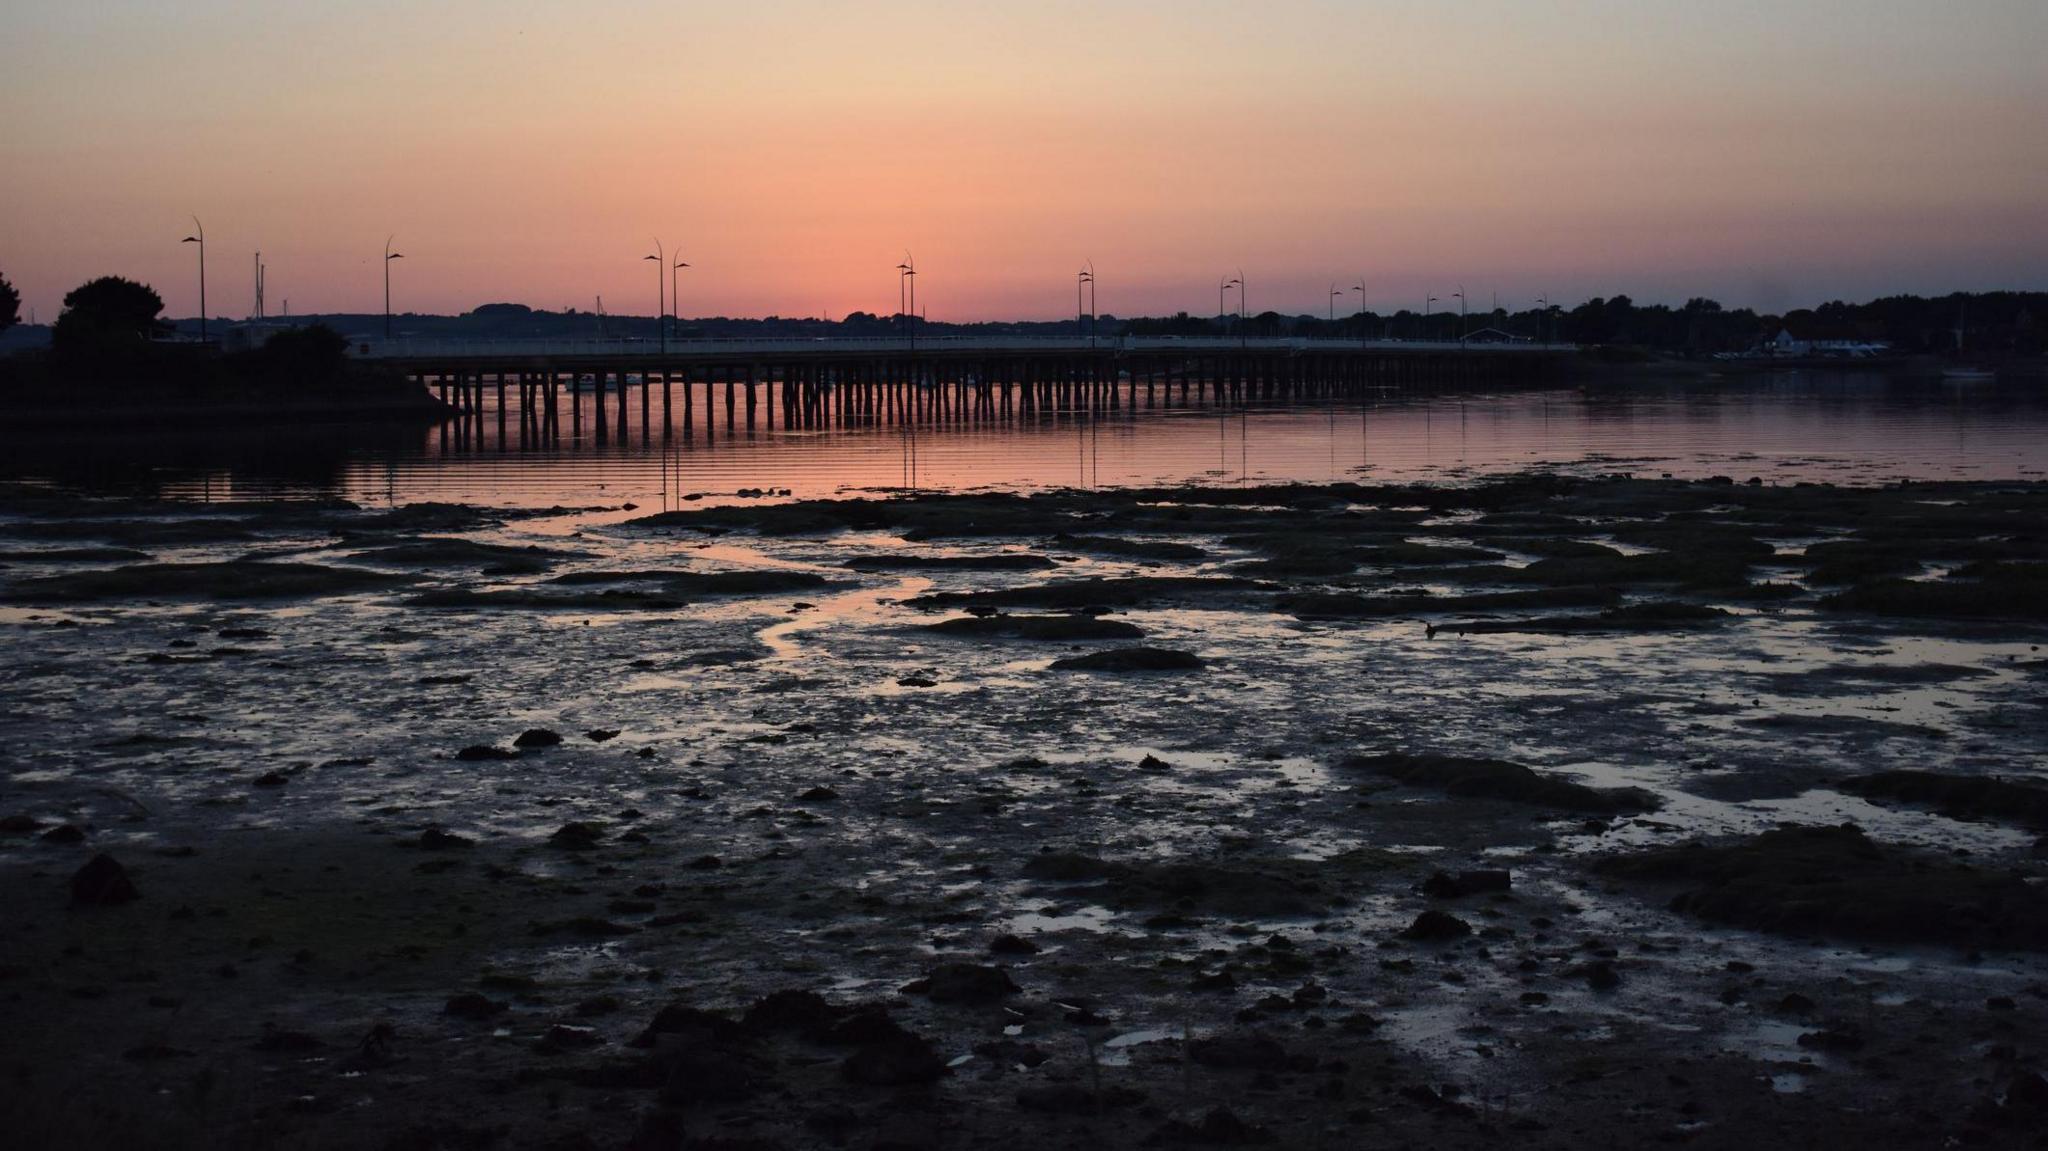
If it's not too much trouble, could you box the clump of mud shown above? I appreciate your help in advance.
[1048,647,1202,672]
[1429,601,1728,635]
[1823,562,2048,621]
[924,614,1144,641]
[1840,771,2048,829]
[908,576,1258,611]
[1281,586,1619,619]
[1342,752,1661,813]
[1021,850,1382,917]
[4,560,412,602]
[1596,824,2048,951]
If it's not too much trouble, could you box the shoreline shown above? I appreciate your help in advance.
[1,392,455,430]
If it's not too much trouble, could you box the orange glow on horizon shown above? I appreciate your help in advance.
[2,1,2044,323]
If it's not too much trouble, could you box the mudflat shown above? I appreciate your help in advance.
[3,474,2046,1149]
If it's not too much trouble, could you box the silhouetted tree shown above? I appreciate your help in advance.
[53,276,166,353]
[0,270,18,334]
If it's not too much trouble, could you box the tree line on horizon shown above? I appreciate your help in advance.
[1124,292,2045,356]
[3,269,2043,360]
[361,291,2048,356]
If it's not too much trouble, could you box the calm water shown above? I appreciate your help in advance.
[7,372,2044,507]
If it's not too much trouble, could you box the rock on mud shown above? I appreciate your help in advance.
[454,745,518,762]
[70,853,139,905]
[1420,869,1512,898]
[443,993,508,1020]
[902,963,1020,1004]
[1401,910,1472,941]
[549,822,605,850]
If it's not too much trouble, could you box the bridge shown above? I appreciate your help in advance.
[346,334,1577,447]
[349,334,1568,361]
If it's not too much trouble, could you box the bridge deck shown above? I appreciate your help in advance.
[350,334,1571,367]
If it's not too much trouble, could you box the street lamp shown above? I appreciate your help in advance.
[1236,268,1247,347]
[1453,285,1467,346]
[1329,283,1341,324]
[1352,278,1369,343]
[1077,263,1094,348]
[672,254,690,343]
[383,235,403,340]
[180,217,206,343]
[644,238,665,354]
[1085,260,1096,347]
[896,259,910,341]
[905,253,921,350]
[897,253,917,351]
[1219,274,1239,333]
[1425,294,1438,342]
[1534,295,1549,344]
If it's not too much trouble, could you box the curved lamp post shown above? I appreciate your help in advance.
[180,217,206,342]
[1086,260,1096,347]
[383,236,404,340]
[896,258,911,342]
[896,253,917,351]
[644,239,665,354]
[1235,268,1247,347]
[1077,263,1094,348]
[672,253,690,343]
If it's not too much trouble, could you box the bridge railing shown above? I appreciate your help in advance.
[348,335,1573,359]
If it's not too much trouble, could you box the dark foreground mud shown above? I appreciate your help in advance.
[3,475,2047,1149]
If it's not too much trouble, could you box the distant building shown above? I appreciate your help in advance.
[220,321,302,353]
[0,324,52,355]
[1767,327,1890,358]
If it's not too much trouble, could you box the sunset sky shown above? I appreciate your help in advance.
[3,1,2044,324]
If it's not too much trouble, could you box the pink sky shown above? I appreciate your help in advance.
[3,1,2044,323]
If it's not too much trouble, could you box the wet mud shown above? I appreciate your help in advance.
[3,474,2047,1149]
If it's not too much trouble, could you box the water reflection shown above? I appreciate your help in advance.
[2,372,2042,507]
